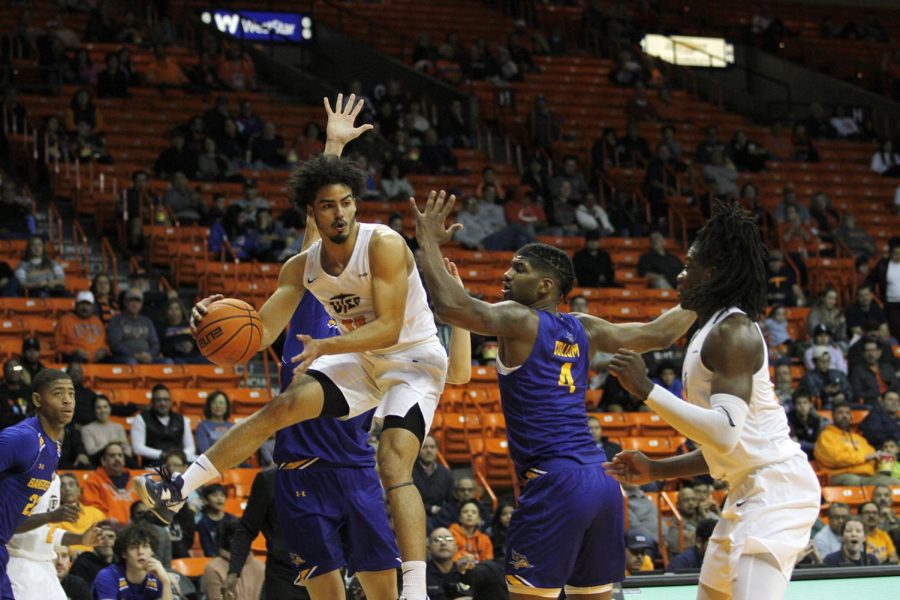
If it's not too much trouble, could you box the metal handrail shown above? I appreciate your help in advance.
[46,202,64,257]
[71,219,90,272]
[100,237,119,296]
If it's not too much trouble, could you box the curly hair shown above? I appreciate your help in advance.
[113,521,158,562]
[287,154,366,212]
[680,200,768,321]
[516,243,576,301]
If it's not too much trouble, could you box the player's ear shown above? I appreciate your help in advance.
[538,275,554,297]
[31,390,41,410]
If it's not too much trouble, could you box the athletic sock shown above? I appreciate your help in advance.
[399,560,426,600]
[178,454,220,496]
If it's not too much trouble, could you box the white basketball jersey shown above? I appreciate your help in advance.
[303,223,437,354]
[682,307,804,484]
[8,475,60,561]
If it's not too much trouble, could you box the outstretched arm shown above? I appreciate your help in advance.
[604,449,710,486]
[574,305,695,357]
[609,316,759,455]
[411,190,537,340]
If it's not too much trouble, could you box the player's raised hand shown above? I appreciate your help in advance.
[609,349,655,399]
[602,450,655,485]
[291,334,323,378]
[324,93,374,148]
[411,190,463,246]
[190,294,224,333]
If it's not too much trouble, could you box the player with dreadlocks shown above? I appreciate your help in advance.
[606,201,821,600]
[412,190,695,600]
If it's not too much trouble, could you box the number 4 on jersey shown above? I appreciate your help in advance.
[558,362,575,393]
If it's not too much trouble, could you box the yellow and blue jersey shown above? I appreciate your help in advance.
[92,563,163,599]
[497,310,603,473]
[0,416,60,545]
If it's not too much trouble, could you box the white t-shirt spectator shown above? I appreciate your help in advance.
[830,116,859,138]
[130,412,196,462]
[575,203,614,234]
[870,151,900,175]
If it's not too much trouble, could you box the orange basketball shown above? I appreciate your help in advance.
[194,299,262,366]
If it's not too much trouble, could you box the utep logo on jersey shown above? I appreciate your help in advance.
[328,293,361,315]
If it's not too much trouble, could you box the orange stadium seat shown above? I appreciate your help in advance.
[619,436,683,458]
[441,412,482,463]
[590,412,632,437]
[219,468,261,499]
[136,364,193,387]
[223,498,247,517]
[822,486,868,508]
[110,389,151,406]
[171,557,209,578]
[470,436,517,491]
[188,365,244,388]
[628,412,679,437]
[481,412,507,437]
[83,364,137,389]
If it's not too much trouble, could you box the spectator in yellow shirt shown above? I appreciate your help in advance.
[56,473,106,554]
[860,502,898,564]
[814,402,899,485]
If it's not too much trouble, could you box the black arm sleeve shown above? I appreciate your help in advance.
[228,470,270,575]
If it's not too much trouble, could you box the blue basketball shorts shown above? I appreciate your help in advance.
[504,464,625,593]
[274,464,400,581]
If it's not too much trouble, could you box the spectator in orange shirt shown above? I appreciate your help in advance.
[217,46,256,91]
[144,44,188,88]
[58,290,111,363]
[449,500,493,563]
[81,441,139,526]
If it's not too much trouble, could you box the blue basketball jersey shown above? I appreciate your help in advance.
[273,292,375,468]
[0,416,60,544]
[497,310,603,472]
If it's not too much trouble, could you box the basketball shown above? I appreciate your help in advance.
[194,299,262,366]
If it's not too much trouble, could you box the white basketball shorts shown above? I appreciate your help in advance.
[699,453,821,595]
[308,338,448,434]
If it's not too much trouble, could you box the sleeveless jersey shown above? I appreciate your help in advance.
[303,223,437,354]
[7,475,60,561]
[0,416,61,544]
[682,307,805,484]
[273,292,375,468]
[496,310,604,472]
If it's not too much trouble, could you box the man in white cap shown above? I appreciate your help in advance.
[57,290,111,363]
